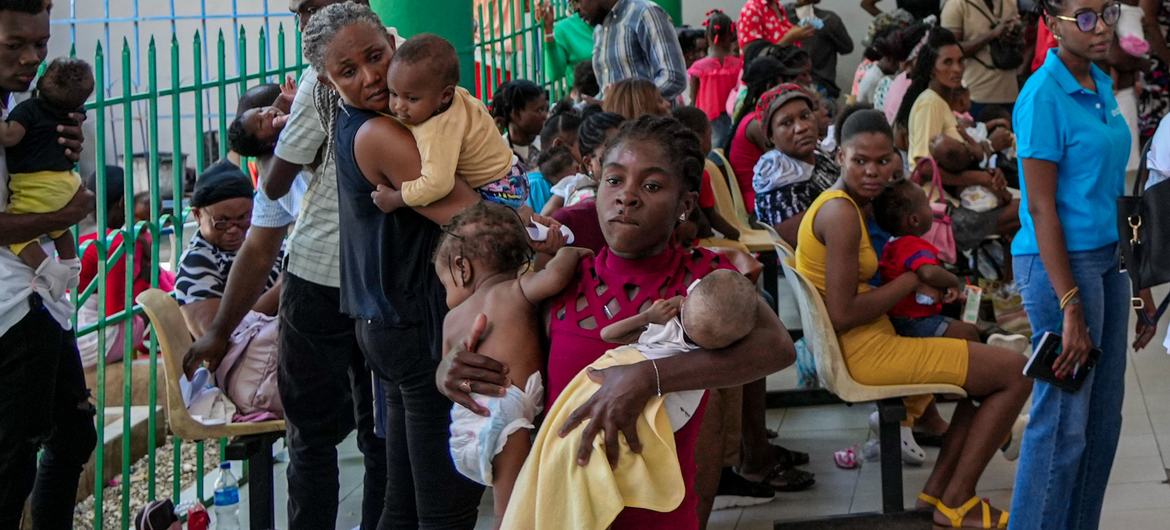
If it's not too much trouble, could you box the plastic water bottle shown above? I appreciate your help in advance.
[213,462,240,529]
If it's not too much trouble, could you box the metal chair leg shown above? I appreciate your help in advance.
[226,433,280,530]
[877,398,907,514]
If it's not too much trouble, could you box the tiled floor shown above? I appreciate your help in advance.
[242,289,1170,529]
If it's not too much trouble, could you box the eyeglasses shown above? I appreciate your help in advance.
[211,217,250,231]
[1052,1,1121,33]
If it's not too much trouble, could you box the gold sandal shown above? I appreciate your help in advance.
[934,496,1009,529]
[917,492,941,510]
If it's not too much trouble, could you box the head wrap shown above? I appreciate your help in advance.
[757,83,816,130]
[191,160,253,207]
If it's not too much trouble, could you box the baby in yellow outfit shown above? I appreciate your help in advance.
[0,58,94,298]
[372,34,529,215]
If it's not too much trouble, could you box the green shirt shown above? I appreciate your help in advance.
[543,14,594,88]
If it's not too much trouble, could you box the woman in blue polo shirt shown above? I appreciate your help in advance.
[1009,0,1144,528]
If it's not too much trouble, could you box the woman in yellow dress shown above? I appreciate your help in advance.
[795,109,1029,529]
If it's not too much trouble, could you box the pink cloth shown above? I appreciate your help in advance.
[882,72,912,125]
[688,56,743,121]
[728,110,765,213]
[546,245,736,530]
[851,59,874,99]
[217,311,283,418]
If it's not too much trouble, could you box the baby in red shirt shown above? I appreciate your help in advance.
[873,179,979,341]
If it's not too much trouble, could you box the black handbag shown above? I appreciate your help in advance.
[964,0,1025,71]
[1117,140,1170,324]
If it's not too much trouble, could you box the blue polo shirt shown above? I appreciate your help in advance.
[1012,49,1130,256]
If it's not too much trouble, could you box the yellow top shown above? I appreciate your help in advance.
[907,88,962,164]
[401,86,514,207]
[794,188,970,389]
[795,189,877,295]
[501,347,685,530]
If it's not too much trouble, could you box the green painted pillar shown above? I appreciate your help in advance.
[651,0,682,26]
[370,0,476,92]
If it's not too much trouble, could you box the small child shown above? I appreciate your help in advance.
[538,110,623,216]
[0,57,95,298]
[571,61,600,109]
[438,202,592,528]
[492,79,549,169]
[931,134,1009,213]
[226,78,297,158]
[873,179,978,340]
[530,145,578,213]
[374,34,529,214]
[687,9,742,146]
[599,269,759,430]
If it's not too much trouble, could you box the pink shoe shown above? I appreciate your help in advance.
[834,446,860,469]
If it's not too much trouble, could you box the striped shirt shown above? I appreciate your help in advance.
[272,68,342,288]
[592,0,687,100]
[175,232,284,305]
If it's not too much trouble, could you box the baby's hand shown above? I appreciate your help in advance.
[371,184,403,213]
[644,297,682,325]
[942,287,963,304]
[556,246,594,261]
[274,75,297,114]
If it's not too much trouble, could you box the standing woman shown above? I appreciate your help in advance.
[1008,1,1154,528]
[301,4,484,527]
[536,1,594,89]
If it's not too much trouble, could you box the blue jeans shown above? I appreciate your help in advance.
[1008,244,1129,530]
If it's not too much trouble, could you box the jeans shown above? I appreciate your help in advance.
[356,319,483,530]
[279,273,387,530]
[0,294,97,530]
[1008,244,1129,530]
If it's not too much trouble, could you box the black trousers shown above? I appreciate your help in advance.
[0,294,97,530]
[356,313,482,529]
[279,273,387,530]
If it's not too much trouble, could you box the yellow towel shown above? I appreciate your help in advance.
[500,347,685,530]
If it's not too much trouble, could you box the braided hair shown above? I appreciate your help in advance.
[491,79,545,132]
[893,27,959,132]
[577,111,625,159]
[301,2,388,172]
[433,201,532,277]
[603,115,704,194]
[540,100,582,148]
[704,9,735,49]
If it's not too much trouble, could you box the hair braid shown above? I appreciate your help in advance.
[603,115,704,193]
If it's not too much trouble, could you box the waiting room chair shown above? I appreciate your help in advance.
[778,260,967,514]
[136,289,284,530]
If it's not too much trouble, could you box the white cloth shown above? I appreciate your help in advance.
[450,372,544,485]
[0,99,72,336]
[752,149,812,194]
[550,173,594,199]
[631,317,705,432]
[252,171,307,228]
[1117,87,1140,173]
[1146,115,1170,188]
[856,65,885,104]
[180,367,237,426]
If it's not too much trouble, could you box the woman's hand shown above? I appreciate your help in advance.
[435,313,510,415]
[558,361,656,468]
[1133,288,1159,351]
[184,329,229,377]
[1055,302,1094,379]
[528,214,566,256]
[780,25,816,45]
[989,127,1014,153]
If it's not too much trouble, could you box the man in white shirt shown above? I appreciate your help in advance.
[0,1,97,528]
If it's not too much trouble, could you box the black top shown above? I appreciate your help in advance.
[896,0,940,21]
[334,103,446,333]
[6,98,78,173]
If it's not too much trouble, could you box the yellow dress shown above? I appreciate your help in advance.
[7,170,82,255]
[794,190,969,389]
[501,347,685,530]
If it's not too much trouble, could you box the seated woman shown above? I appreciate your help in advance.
[439,115,795,529]
[751,84,839,246]
[175,162,284,417]
[795,109,1029,528]
[896,27,1019,254]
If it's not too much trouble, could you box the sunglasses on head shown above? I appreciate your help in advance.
[1052,1,1121,33]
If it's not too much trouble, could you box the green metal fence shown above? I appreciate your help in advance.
[73,2,574,528]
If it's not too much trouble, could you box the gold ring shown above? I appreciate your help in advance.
[459,379,472,393]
